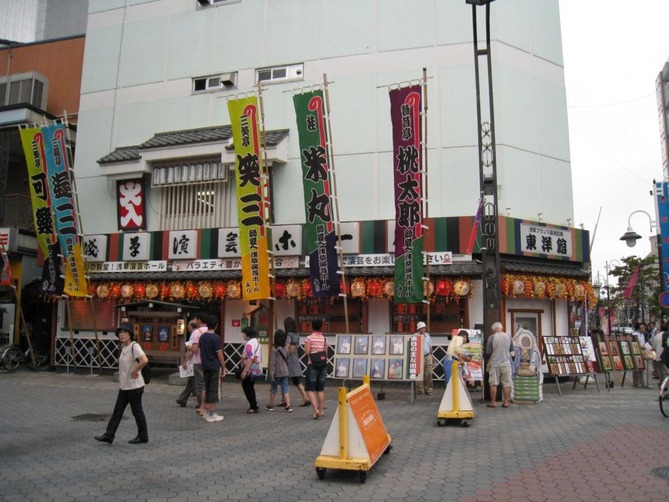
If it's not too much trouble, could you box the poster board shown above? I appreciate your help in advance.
[450,329,483,382]
[333,334,423,381]
[542,336,588,375]
[578,336,601,374]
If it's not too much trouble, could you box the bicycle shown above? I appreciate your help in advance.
[1,344,48,371]
[660,375,669,418]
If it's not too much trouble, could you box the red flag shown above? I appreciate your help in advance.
[465,198,484,254]
[623,265,640,299]
[0,249,13,287]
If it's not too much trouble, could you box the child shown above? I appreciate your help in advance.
[266,329,292,412]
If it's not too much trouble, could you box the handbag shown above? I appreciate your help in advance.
[309,351,327,369]
[131,342,151,384]
[234,367,243,380]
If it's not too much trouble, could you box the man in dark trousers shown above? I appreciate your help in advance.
[198,315,226,423]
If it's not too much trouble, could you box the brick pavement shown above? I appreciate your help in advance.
[0,369,667,501]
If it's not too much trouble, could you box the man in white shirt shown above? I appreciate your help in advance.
[415,322,433,395]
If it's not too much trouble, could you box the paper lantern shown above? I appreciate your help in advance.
[96,284,110,299]
[134,284,146,299]
[226,281,241,299]
[121,284,134,298]
[286,279,301,298]
[145,283,159,299]
[275,282,286,298]
[198,282,213,299]
[213,281,227,299]
[351,278,366,298]
[109,283,121,298]
[436,279,453,297]
[159,283,170,299]
[302,279,312,298]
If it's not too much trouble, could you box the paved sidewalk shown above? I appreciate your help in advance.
[0,369,667,501]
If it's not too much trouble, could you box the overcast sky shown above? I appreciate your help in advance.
[559,0,669,285]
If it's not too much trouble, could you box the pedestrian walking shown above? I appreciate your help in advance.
[198,315,226,423]
[284,317,311,408]
[94,322,149,444]
[304,319,328,419]
[240,326,263,414]
[176,320,201,408]
[266,329,292,412]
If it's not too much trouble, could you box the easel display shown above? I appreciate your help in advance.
[542,336,600,395]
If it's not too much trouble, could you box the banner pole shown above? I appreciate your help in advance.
[63,113,101,369]
[257,82,277,344]
[421,68,431,328]
[323,73,349,333]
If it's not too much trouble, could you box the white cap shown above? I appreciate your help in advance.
[416,321,427,330]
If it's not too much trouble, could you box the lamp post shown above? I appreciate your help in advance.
[465,0,500,338]
[619,208,661,326]
[592,271,605,331]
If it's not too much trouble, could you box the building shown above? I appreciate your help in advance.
[63,0,592,373]
[0,34,86,350]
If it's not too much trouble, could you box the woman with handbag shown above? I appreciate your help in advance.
[239,326,262,414]
[304,319,328,420]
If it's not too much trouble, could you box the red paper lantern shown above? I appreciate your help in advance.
[213,281,227,299]
[185,281,199,299]
[159,283,170,299]
[275,282,286,298]
[134,284,146,299]
[109,283,121,298]
[436,279,453,297]
[302,279,312,298]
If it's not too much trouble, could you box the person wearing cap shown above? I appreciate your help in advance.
[94,322,149,444]
[415,321,434,395]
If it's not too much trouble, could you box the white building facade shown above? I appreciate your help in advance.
[63,0,592,373]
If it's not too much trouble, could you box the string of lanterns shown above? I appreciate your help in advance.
[87,274,595,304]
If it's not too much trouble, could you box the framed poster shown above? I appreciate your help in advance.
[354,336,369,355]
[141,324,153,342]
[335,358,350,378]
[337,335,352,354]
[157,325,170,343]
[388,359,403,379]
[370,359,385,379]
[352,358,368,378]
[371,335,386,355]
[390,335,404,355]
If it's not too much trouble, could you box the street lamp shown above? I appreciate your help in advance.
[619,208,661,325]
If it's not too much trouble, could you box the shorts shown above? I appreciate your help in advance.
[270,376,289,396]
[193,364,204,394]
[488,366,512,388]
[202,368,220,404]
[305,365,327,392]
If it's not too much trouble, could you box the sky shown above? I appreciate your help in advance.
[559,0,669,286]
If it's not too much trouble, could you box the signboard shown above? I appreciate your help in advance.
[655,180,669,291]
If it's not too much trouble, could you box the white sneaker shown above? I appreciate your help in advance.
[205,411,224,422]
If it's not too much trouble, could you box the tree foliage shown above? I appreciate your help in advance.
[607,255,662,325]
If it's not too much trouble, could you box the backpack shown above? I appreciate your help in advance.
[132,342,152,384]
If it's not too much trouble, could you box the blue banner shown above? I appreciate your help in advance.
[655,181,669,291]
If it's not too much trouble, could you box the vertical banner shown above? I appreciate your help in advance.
[293,90,340,297]
[390,85,424,303]
[655,180,669,291]
[0,247,13,287]
[42,124,87,297]
[19,126,63,296]
[227,97,271,300]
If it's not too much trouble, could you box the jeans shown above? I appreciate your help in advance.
[242,374,258,410]
[106,387,148,440]
[443,356,453,386]
[270,376,289,396]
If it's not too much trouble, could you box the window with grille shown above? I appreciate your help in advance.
[153,162,233,230]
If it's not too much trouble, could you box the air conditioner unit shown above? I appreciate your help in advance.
[220,72,237,87]
[0,71,49,110]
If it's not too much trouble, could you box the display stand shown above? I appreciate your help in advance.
[542,336,600,395]
[314,378,392,483]
[436,360,474,427]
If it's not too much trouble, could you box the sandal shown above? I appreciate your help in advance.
[486,403,497,408]
[299,400,311,407]
[245,408,259,414]
[313,412,319,420]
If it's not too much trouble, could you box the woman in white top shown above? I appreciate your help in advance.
[95,322,149,444]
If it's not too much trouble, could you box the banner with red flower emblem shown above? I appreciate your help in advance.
[293,90,340,297]
[227,97,271,300]
[390,85,424,303]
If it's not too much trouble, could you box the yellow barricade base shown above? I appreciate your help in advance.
[437,361,475,423]
[314,383,392,483]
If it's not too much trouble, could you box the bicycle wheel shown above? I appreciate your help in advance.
[660,377,669,418]
[26,348,48,370]
[2,347,21,371]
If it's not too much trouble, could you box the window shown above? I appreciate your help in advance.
[192,73,237,93]
[153,161,233,230]
[256,63,303,85]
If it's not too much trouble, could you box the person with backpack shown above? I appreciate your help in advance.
[265,329,292,412]
[94,322,149,444]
